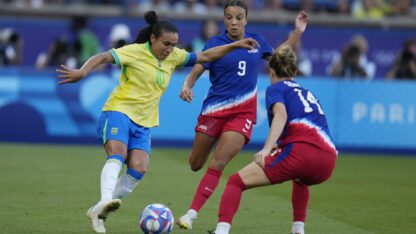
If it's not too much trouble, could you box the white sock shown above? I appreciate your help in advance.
[215,222,231,234]
[291,221,305,234]
[100,160,123,201]
[113,172,140,199]
[186,209,198,219]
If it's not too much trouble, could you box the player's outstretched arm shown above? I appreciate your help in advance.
[57,52,114,85]
[180,64,205,103]
[254,103,287,167]
[279,11,308,49]
[195,38,259,63]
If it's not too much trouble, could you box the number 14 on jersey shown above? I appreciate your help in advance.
[294,88,324,115]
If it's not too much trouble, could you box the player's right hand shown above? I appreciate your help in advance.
[56,65,86,85]
[254,148,271,167]
[295,10,308,33]
[180,85,194,103]
[234,38,259,51]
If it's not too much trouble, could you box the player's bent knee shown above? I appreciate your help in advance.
[130,163,147,174]
[190,163,203,172]
[108,151,127,158]
[227,173,246,190]
[105,140,127,154]
[137,167,147,174]
[106,146,127,158]
[188,155,205,171]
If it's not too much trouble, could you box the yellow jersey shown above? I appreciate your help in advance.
[104,42,196,127]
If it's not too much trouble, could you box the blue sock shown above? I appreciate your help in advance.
[127,168,144,181]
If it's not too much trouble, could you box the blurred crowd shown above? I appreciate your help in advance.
[1,18,415,80]
[35,17,102,70]
[1,0,416,80]
[0,28,23,66]
[2,0,416,17]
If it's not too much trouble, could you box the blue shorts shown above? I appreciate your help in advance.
[97,111,151,156]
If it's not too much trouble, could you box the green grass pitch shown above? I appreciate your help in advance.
[0,143,415,233]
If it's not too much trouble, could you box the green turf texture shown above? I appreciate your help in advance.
[0,143,415,233]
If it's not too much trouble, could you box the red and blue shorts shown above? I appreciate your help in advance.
[195,114,254,144]
[263,142,336,186]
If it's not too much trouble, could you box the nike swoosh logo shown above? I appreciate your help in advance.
[204,187,214,193]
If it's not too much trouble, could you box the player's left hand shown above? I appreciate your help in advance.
[180,85,194,103]
[295,10,308,33]
[234,38,259,50]
[254,148,271,167]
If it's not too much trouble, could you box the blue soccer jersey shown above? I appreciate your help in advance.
[200,32,273,121]
[266,80,337,154]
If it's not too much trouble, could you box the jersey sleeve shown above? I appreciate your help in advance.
[175,47,197,68]
[109,44,137,66]
[266,84,285,112]
[256,34,273,60]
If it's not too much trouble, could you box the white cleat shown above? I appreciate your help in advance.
[96,199,122,220]
[86,199,122,233]
[87,206,106,233]
[176,214,194,230]
[291,221,305,234]
[291,230,305,234]
[214,222,231,234]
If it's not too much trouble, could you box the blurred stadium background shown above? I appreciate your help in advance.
[1,0,416,233]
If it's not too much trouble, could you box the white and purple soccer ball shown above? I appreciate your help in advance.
[139,203,174,234]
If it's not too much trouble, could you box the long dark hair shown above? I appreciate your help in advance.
[134,11,178,44]
[224,0,248,17]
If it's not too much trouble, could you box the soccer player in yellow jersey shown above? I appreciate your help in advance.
[57,11,258,234]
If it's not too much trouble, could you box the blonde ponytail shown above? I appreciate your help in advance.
[269,45,297,78]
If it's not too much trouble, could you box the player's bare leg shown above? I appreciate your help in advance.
[188,132,217,171]
[208,131,245,171]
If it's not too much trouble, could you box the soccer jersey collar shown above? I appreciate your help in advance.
[273,79,297,87]
[145,41,158,60]
[221,31,249,42]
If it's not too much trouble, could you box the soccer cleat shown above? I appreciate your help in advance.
[291,231,304,234]
[86,199,122,233]
[214,222,231,234]
[86,206,106,233]
[291,221,305,234]
[96,199,122,220]
[176,214,193,230]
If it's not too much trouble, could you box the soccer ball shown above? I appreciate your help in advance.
[139,203,174,234]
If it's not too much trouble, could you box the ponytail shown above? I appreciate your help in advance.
[133,11,178,44]
[269,45,298,78]
[134,11,159,43]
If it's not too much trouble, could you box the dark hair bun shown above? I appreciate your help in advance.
[144,11,159,26]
